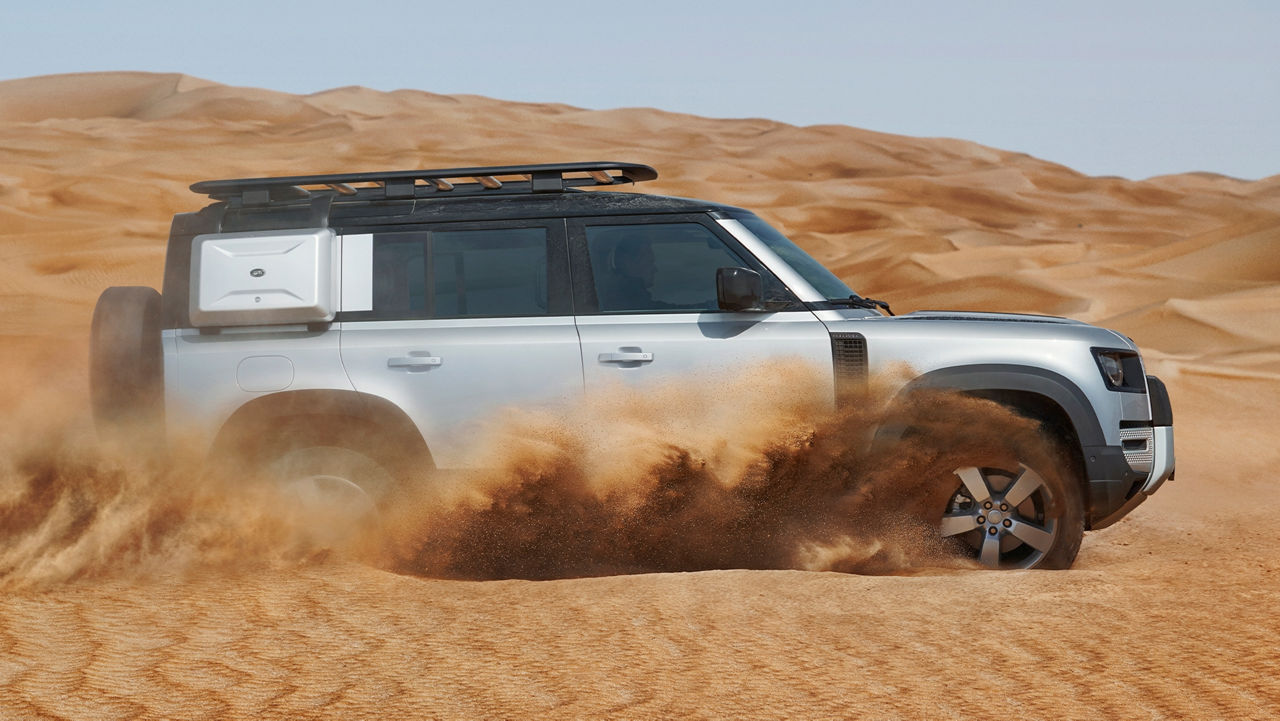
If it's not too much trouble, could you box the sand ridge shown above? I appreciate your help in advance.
[0,72,1278,719]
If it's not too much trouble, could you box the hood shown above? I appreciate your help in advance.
[897,310,1084,325]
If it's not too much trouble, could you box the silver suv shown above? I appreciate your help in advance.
[89,162,1175,570]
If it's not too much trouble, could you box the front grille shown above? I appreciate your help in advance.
[831,332,868,399]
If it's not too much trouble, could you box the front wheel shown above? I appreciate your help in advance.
[938,460,1083,569]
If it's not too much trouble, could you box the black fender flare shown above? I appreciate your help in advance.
[882,363,1105,449]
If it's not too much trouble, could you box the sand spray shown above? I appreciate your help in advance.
[0,359,1067,587]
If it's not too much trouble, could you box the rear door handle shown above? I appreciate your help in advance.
[388,351,443,371]
[598,351,654,363]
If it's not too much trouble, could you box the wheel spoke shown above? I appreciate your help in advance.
[1008,519,1055,552]
[979,533,1002,568]
[955,467,992,504]
[939,513,978,538]
[1003,464,1047,507]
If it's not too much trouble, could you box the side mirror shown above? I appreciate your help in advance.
[716,267,763,312]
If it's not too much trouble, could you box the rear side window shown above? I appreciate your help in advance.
[364,227,548,319]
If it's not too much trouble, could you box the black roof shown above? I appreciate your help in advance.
[186,161,746,232]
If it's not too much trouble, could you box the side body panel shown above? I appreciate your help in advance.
[164,325,353,446]
[575,312,835,396]
[339,317,583,467]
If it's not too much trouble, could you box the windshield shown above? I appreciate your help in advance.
[731,213,856,300]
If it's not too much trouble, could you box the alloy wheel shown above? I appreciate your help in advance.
[940,464,1059,569]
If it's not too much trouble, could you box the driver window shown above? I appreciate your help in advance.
[587,223,748,313]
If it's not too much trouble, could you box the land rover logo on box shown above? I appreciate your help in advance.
[250,268,265,277]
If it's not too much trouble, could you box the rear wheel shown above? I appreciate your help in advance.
[233,415,424,546]
[939,457,1083,569]
[268,443,395,545]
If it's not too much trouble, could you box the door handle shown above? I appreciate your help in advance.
[388,352,443,371]
[598,351,654,363]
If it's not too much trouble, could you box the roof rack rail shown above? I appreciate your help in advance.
[189,161,658,206]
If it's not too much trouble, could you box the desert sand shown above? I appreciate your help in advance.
[0,71,1278,719]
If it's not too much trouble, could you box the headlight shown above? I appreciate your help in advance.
[1092,348,1144,392]
[1098,353,1124,386]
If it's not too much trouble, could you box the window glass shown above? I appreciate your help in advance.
[370,227,548,319]
[431,228,546,317]
[372,237,426,316]
[586,222,799,313]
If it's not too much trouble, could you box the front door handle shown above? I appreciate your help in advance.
[598,351,654,363]
[388,351,443,371]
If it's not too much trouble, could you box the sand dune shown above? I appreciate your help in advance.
[0,72,1277,719]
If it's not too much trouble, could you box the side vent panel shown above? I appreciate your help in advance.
[831,332,868,399]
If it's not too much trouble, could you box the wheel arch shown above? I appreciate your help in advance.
[209,389,434,473]
[900,364,1105,449]
[880,365,1100,498]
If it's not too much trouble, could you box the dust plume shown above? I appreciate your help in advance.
[0,422,325,590]
[0,356,337,589]
[384,363,1067,580]
[0,360,1066,588]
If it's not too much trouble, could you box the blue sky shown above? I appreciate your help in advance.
[2,1,1276,180]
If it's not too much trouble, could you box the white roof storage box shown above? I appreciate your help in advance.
[190,228,337,327]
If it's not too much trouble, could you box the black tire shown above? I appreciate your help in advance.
[90,286,164,433]
[252,419,409,547]
[936,440,1084,569]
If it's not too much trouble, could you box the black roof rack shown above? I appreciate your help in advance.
[189,161,658,205]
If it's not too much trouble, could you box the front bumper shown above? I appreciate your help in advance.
[1089,425,1174,529]
[1140,425,1176,494]
[1087,375,1176,530]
